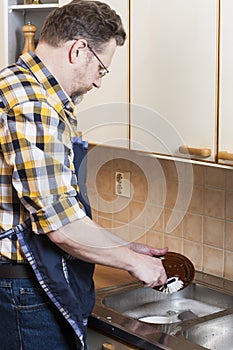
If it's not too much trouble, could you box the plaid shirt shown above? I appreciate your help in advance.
[0,52,85,262]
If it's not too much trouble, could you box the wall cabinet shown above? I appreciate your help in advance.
[77,0,129,149]
[218,0,233,165]
[1,1,233,166]
[130,0,218,162]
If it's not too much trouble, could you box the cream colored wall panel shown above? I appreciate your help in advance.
[218,0,233,165]
[0,1,8,69]
[130,0,218,161]
[77,0,129,148]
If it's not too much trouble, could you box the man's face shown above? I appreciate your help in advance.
[70,38,117,105]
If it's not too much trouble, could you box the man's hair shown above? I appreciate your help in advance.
[39,0,126,51]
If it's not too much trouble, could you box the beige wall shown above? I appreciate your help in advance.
[86,145,233,281]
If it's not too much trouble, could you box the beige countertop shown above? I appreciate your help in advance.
[93,265,137,290]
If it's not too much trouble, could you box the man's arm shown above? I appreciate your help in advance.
[48,216,167,288]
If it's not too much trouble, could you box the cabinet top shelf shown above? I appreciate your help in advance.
[9,4,58,11]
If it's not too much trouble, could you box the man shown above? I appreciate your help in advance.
[0,1,167,349]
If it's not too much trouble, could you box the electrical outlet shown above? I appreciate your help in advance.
[115,171,131,198]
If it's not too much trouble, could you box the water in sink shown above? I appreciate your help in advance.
[103,283,233,325]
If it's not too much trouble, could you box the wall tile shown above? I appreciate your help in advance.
[192,165,204,186]
[203,216,224,248]
[129,200,146,227]
[146,230,164,249]
[224,251,233,280]
[165,181,178,209]
[225,221,233,252]
[225,169,233,191]
[164,234,182,253]
[128,225,147,243]
[148,178,166,206]
[164,208,183,237]
[95,192,113,220]
[183,213,203,243]
[96,165,114,194]
[88,189,99,211]
[203,245,224,277]
[226,191,233,220]
[131,169,148,202]
[145,204,164,232]
[183,240,203,271]
[188,186,204,214]
[110,221,131,243]
[97,217,113,231]
[205,167,226,189]
[160,159,178,181]
[112,157,131,171]
[112,196,130,223]
[204,188,225,219]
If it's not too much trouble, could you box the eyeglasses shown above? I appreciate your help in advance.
[87,44,109,78]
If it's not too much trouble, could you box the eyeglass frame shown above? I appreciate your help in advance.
[72,38,109,78]
[87,44,109,78]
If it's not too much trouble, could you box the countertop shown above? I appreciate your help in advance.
[93,265,137,290]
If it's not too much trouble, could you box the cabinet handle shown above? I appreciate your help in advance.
[179,145,211,158]
[218,151,233,161]
[102,343,115,350]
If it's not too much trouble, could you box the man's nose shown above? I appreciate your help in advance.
[93,77,102,89]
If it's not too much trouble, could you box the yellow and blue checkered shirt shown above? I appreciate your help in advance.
[0,52,85,262]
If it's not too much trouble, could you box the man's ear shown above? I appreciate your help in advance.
[69,39,88,64]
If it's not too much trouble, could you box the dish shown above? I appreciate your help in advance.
[138,315,173,324]
[155,252,195,291]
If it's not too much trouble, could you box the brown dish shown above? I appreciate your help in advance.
[155,252,195,291]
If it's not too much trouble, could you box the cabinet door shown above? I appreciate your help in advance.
[87,328,138,350]
[130,0,218,161]
[0,1,8,69]
[218,0,233,165]
[76,0,129,148]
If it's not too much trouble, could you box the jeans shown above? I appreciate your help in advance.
[0,277,81,350]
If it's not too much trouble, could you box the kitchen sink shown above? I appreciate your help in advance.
[103,282,233,325]
[184,313,233,350]
[91,273,233,350]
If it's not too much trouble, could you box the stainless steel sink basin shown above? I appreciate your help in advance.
[184,313,233,350]
[92,274,233,350]
[103,282,233,325]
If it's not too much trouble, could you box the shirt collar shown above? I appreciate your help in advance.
[17,51,75,116]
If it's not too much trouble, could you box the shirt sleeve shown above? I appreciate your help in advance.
[1,101,86,234]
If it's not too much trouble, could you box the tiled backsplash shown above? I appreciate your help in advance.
[86,145,233,280]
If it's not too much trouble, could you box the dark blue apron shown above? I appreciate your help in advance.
[2,137,95,350]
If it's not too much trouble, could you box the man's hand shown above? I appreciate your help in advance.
[126,243,168,287]
[128,252,167,288]
[127,242,168,257]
